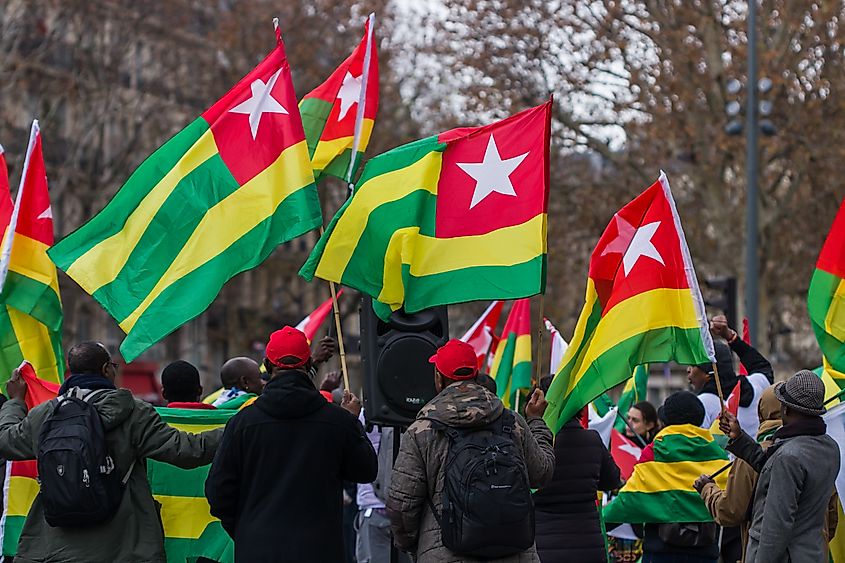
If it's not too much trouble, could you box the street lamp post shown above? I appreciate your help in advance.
[745,0,759,346]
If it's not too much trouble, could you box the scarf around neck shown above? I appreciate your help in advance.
[58,372,117,396]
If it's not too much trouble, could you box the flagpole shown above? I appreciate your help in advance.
[711,361,726,407]
[0,120,39,292]
[344,12,375,189]
[534,294,545,385]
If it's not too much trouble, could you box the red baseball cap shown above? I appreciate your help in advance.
[429,339,478,380]
[265,326,311,369]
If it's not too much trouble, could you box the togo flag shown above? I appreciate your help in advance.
[603,424,729,523]
[299,13,378,182]
[301,101,551,319]
[48,33,322,361]
[147,407,235,562]
[491,298,532,409]
[544,173,713,432]
[0,121,63,387]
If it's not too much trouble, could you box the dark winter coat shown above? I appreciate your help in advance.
[387,381,556,562]
[533,418,622,563]
[205,370,378,563]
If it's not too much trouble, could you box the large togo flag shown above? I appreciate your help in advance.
[0,121,63,387]
[603,424,729,523]
[299,13,378,182]
[301,101,551,319]
[809,197,845,389]
[48,35,322,361]
[490,298,532,409]
[147,407,235,563]
[544,173,714,432]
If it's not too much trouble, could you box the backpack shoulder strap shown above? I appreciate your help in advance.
[419,417,461,441]
[81,389,109,404]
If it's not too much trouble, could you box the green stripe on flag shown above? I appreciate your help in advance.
[355,135,444,183]
[0,307,24,386]
[2,272,61,331]
[49,118,210,269]
[603,490,713,523]
[547,326,708,430]
[2,515,24,556]
[91,154,240,321]
[494,334,517,397]
[654,434,726,463]
[119,188,321,360]
[299,97,334,158]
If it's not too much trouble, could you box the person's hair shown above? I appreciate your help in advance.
[475,373,498,394]
[161,361,201,403]
[67,342,110,374]
[632,400,659,441]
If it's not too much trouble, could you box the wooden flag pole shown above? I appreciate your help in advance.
[329,279,350,390]
[712,361,726,408]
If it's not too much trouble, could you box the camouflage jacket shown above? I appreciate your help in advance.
[387,381,555,562]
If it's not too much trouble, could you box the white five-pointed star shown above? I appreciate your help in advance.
[618,442,642,458]
[601,215,665,276]
[229,69,288,140]
[456,135,529,209]
[336,71,362,121]
[37,206,52,220]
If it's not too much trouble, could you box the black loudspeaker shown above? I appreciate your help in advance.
[360,296,449,427]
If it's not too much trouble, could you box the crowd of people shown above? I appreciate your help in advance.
[0,315,838,563]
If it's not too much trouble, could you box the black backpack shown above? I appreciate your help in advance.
[423,411,534,558]
[37,389,133,527]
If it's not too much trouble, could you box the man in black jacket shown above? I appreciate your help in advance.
[206,326,377,562]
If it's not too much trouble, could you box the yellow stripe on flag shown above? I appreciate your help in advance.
[155,494,218,539]
[565,287,701,394]
[623,459,728,494]
[65,130,218,294]
[6,475,39,517]
[119,141,314,333]
[658,423,716,443]
[376,216,546,307]
[314,151,443,282]
[514,333,532,365]
[7,307,60,384]
[825,278,845,342]
[311,118,374,171]
[167,422,223,434]
[8,235,60,296]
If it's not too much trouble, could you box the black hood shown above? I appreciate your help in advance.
[254,371,327,419]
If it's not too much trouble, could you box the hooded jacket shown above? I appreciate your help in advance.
[0,388,220,563]
[205,370,377,563]
[387,381,555,563]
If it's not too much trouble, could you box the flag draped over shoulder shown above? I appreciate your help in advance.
[544,173,714,432]
[299,14,378,182]
[148,407,235,563]
[48,36,322,361]
[0,121,63,388]
[490,298,532,408]
[809,197,845,389]
[603,424,728,523]
[301,101,551,320]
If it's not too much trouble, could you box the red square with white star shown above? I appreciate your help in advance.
[434,103,550,238]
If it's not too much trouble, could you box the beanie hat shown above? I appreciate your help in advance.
[695,341,735,380]
[265,326,311,369]
[428,339,478,380]
[774,370,826,416]
[658,390,705,427]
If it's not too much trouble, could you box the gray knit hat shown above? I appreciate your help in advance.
[774,370,826,416]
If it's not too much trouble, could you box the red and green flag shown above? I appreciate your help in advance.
[48,34,322,361]
[299,13,378,182]
[809,197,845,389]
[301,101,551,319]
[544,173,714,432]
[490,299,532,409]
[0,121,63,387]
[603,424,728,523]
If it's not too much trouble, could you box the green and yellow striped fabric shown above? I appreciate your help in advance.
[48,40,321,361]
[148,407,235,563]
[603,424,728,523]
